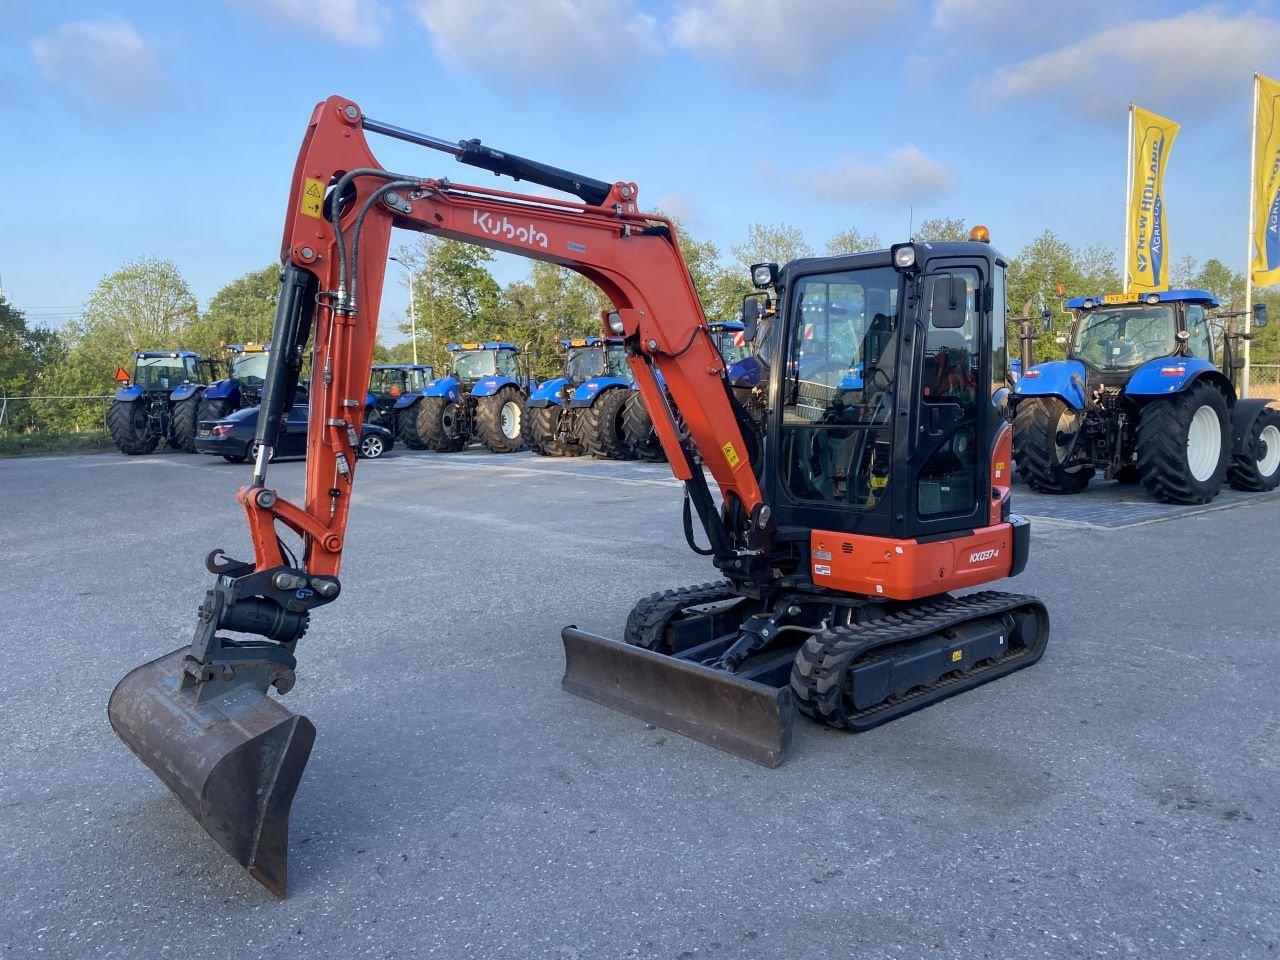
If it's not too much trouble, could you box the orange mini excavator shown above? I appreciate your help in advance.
[109,97,1049,896]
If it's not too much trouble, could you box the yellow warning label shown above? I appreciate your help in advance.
[870,475,888,489]
[300,177,325,219]
[951,650,963,662]
[722,442,740,468]
[996,461,1006,471]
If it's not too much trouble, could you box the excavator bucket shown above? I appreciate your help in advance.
[561,627,792,767]
[107,647,315,898]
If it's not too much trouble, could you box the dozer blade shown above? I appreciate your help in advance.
[561,627,792,767]
[107,647,315,898]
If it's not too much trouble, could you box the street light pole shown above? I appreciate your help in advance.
[388,256,418,365]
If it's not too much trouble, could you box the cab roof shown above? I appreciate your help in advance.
[371,364,433,371]
[708,320,745,331]
[1067,289,1219,310]
[134,351,200,359]
[446,342,518,351]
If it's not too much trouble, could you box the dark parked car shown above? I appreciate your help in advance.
[195,404,394,462]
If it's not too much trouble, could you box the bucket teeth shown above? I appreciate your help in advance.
[108,647,315,897]
[561,626,792,767]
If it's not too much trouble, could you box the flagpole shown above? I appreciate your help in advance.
[1125,104,1134,293]
[1244,74,1259,398]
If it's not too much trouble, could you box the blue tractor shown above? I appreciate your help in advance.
[196,343,271,424]
[1010,290,1279,503]
[412,342,533,453]
[622,319,750,461]
[107,351,215,455]
[523,337,634,457]
[361,364,434,447]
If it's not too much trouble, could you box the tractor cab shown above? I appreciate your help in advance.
[127,351,206,392]
[1063,290,1218,387]
[708,320,750,364]
[447,342,521,385]
[562,337,632,386]
[226,344,272,389]
[369,364,434,402]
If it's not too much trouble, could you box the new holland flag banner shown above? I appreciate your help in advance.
[1252,74,1280,286]
[1127,105,1179,293]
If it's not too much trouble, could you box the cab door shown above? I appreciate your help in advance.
[906,262,988,534]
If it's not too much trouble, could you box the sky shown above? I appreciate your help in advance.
[4,0,1280,340]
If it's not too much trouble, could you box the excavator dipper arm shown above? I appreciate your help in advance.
[108,96,774,896]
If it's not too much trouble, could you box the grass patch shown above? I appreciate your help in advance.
[0,433,114,458]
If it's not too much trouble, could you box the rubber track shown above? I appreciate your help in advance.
[583,388,634,460]
[1011,397,1090,493]
[1135,382,1228,504]
[790,591,1049,731]
[624,580,736,653]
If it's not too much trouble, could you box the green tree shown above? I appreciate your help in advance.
[53,257,199,396]
[915,217,969,242]
[732,223,814,269]
[0,296,67,435]
[397,238,502,371]
[826,227,881,255]
[187,265,280,357]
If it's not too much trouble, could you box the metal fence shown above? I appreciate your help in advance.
[1250,365,1280,399]
[0,395,112,437]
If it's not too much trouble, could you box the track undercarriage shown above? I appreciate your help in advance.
[562,583,1049,766]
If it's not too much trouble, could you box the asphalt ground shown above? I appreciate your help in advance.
[2,447,1279,959]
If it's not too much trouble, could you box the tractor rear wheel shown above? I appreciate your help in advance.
[417,396,467,452]
[621,391,666,462]
[170,392,203,453]
[1227,406,1280,492]
[197,395,233,425]
[524,404,579,457]
[476,386,525,453]
[397,400,427,449]
[107,400,160,455]
[1011,397,1092,494]
[583,388,634,460]
[1136,380,1230,504]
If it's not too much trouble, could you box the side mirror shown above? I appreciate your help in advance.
[740,295,763,343]
[929,275,966,328]
[1254,302,1269,329]
[1041,309,1053,334]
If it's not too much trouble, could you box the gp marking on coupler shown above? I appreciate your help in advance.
[300,178,325,219]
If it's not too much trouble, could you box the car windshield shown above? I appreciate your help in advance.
[1073,305,1177,371]
[565,347,605,383]
[134,357,195,390]
[453,350,496,379]
[230,352,269,384]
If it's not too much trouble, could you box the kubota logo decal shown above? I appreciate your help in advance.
[969,549,1000,563]
[473,210,549,248]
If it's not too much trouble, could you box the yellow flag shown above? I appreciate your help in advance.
[1126,105,1179,293]
[1251,74,1280,286]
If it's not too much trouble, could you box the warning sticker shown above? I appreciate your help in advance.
[300,178,325,219]
[722,442,740,468]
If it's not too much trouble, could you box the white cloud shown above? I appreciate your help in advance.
[412,0,659,87]
[788,144,955,204]
[656,193,695,222]
[670,0,902,85]
[229,0,387,46]
[983,8,1280,117]
[30,18,171,112]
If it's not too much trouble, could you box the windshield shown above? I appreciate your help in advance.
[605,344,632,381]
[565,347,605,383]
[716,328,751,364]
[230,352,269,384]
[452,350,497,379]
[134,356,198,390]
[783,268,899,426]
[1073,305,1177,370]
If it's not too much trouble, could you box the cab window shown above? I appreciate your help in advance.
[1185,304,1213,360]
